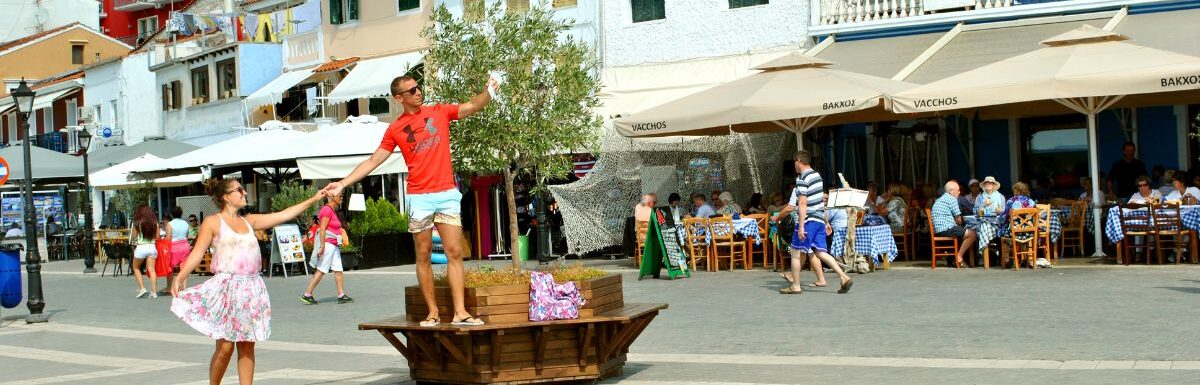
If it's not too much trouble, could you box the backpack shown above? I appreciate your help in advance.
[529,271,585,321]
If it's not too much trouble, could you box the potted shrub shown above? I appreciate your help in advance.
[346,197,411,269]
[404,263,622,324]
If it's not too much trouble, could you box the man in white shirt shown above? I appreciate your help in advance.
[1165,176,1200,204]
[4,223,24,238]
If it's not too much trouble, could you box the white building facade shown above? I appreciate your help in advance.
[602,0,809,66]
[0,0,101,42]
[83,51,162,148]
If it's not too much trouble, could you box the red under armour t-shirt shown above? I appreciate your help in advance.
[379,104,460,194]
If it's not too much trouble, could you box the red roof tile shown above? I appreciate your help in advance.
[314,57,360,72]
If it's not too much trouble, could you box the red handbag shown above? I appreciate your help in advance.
[153,239,172,276]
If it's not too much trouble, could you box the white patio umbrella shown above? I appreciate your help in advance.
[891,25,1200,256]
[614,53,919,144]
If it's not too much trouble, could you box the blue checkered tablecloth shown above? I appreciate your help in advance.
[1104,205,1200,243]
[1056,203,1107,234]
[829,225,898,264]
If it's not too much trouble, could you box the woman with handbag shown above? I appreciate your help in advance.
[299,192,353,305]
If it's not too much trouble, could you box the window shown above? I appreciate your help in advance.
[464,0,484,20]
[7,114,16,142]
[41,107,53,134]
[507,0,529,13]
[137,16,158,39]
[553,0,578,8]
[368,98,390,115]
[171,80,182,109]
[216,58,237,100]
[66,99,77,127]
[729,0,768,8]
[631,0,665,23]
[398,0,419,12]
[1030,128,1087,153]
[329,0,359,24]
[191,66,210,105]
[71,45,84,65]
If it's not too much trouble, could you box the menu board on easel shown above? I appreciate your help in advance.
[269,224,308,278]
[638,207,690,280]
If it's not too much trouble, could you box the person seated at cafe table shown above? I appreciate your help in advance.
[716,192,742,216]
[1128,176,1163,205]
[690,194,717,219]
[1000,182,1037,224]
[634,193,657,222]
[974,176,1005,217]
[877,183,908,234]
[1164,174,1200,205]
[931,180,978,267]
[1079,176,1106,204]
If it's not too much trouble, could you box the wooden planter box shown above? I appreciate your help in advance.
[404,274,623,324]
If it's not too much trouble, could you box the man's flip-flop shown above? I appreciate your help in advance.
[837,279,854,294]
[779,287,803,295]
[419,317,440,327]
[451,317,485,326]
[778,272,794,284]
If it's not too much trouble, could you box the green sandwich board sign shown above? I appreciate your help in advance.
[638,207,690,280]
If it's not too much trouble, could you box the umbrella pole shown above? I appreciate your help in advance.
[1086,111,1107,257]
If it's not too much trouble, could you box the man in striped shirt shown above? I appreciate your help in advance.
[771,150,852,295]
[930,180,978,267]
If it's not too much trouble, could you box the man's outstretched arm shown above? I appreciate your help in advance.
[322,148,392,196]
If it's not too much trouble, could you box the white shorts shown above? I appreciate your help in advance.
[309,243,343,274]
[133,244,157,260]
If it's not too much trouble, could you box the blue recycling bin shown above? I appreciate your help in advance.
[0,245,22,309]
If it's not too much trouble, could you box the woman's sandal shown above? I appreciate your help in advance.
[451,316,485,326]
[419,317,440,327]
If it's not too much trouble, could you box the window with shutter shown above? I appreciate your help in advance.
[729,0,768,8]
[329,0,344,24]
[398,0,419,12]
[347,0,359,21]
[630,0,665,23]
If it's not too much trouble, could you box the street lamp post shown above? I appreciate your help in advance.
[12,79,48,323]
[76,128,95,273]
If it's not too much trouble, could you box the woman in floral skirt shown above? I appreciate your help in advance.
[170,178,324,384]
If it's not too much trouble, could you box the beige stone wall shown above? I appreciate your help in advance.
[320,0,433,60]
[0,28,130,82]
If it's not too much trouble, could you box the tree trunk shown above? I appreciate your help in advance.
[503,167,521,269]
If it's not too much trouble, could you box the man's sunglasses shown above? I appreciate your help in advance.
[397,85,420,96]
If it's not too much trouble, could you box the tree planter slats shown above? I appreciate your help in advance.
[404,274,624,324]
[360,303,666,384]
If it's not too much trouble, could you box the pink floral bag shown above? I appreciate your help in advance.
[529,271,585,321]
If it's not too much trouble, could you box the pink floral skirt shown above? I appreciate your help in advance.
[170,273,271,342]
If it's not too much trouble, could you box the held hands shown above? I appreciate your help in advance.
[321,182,344,197]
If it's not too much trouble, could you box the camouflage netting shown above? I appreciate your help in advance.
[549,126,790,255]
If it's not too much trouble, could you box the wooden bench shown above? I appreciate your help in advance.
[359,303,667,385]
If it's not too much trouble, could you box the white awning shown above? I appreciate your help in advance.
[297,154,407,179]
[30,89,75,111]
[243,67,316,110]
[91,154,202,190]
[326,51,423,104]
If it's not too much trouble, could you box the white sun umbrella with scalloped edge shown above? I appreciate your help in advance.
[613,53,919,146]
[891,25,1200,256]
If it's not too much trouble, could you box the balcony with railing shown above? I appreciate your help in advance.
[283,28,323,71]
[112,0,156,11]
[810,0,1125,33]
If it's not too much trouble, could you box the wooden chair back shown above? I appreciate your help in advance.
[634,220,649,267]
[707,216,746,270]
[1118,203,1154,234]
[1067,200,1088,228]
[1150,202,1183,232]
[925,208,960,269]
[1035,204,1052,233]
[682,217,710,271]
[854,210,865,225]
[1005,207,1040,270]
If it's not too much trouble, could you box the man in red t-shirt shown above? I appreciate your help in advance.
[323,75,495,326]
